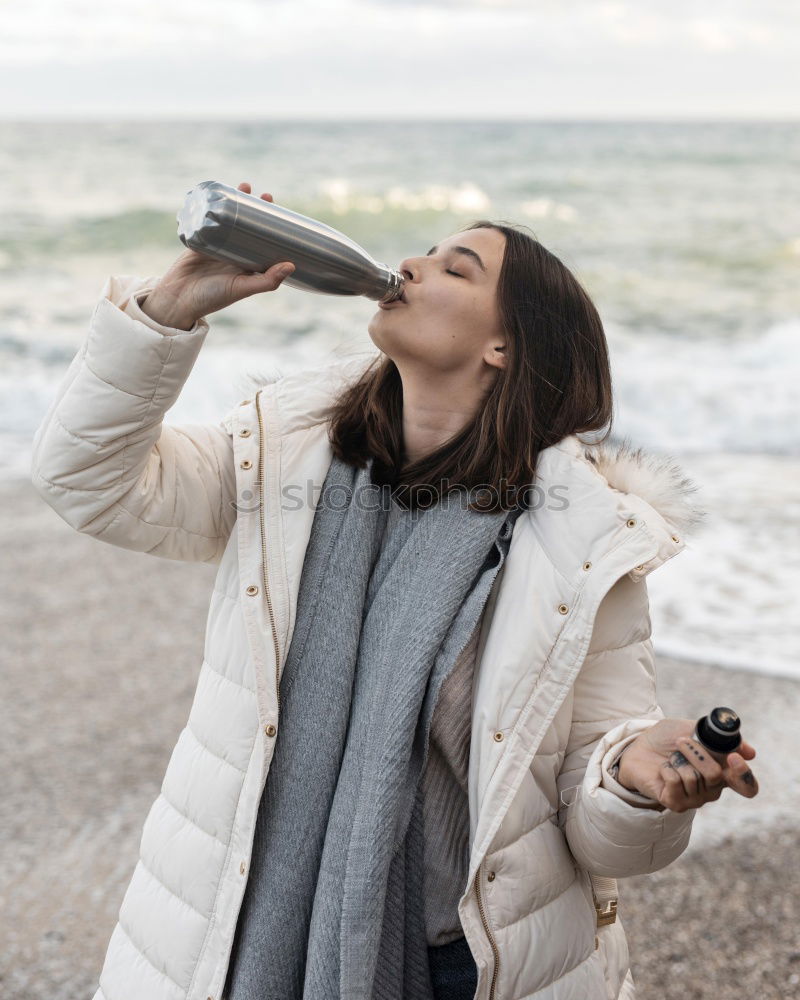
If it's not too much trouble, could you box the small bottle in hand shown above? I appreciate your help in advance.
[692,706,742,768]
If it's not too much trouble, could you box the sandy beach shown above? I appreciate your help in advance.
[1,477,798,1000]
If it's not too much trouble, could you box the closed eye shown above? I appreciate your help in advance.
[446,269,464,278]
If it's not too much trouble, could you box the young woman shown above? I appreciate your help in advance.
[32,181,758,1000]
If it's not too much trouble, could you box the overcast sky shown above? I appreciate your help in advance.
[1,0,797,120]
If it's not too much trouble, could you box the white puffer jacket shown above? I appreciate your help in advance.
[31,276,705,1000]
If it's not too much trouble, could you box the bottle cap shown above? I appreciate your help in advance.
[695,707,742,753]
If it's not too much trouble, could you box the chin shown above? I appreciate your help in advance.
[366,318,390,352]
[367,315,417,366]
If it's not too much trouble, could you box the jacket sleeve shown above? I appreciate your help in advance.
[30,275,238,565]
[556,572,695,878]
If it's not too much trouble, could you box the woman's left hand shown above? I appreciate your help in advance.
[615,718,759,813]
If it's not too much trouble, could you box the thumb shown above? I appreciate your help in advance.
[268,261,295,283]
[236,261,295,296]
[738,741,757,760]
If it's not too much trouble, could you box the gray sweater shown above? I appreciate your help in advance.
[381,496,481,947]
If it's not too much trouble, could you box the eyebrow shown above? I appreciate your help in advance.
[426,244,487,273]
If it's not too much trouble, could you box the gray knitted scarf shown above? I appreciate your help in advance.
[224,454,519,1000]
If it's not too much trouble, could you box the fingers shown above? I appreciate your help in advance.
[677,737,726,790]
[724,751,760,798]
[674,737,758,802]
[681,736,759,798]
[658,747,706,811]
[236,182,274,203]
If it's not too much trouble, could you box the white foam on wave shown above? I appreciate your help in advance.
[646,451,800,681]
[520,197,578,222]
[654,636,800,680]
[7,330,361,481]
[608,318,800,455]
[317,178,492,216]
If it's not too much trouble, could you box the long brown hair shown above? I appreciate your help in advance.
[327,220,613,512]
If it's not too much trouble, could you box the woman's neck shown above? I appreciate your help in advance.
[397,363,494,467]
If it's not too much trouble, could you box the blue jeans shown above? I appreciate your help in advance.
[427,935,478,1000]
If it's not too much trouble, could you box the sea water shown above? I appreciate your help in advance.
[1,119,797,677]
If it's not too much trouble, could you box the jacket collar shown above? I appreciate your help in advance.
[533,432,707,583]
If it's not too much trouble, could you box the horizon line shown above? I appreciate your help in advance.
[1,114,798,125]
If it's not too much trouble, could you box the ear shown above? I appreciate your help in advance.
[484,343,507,372]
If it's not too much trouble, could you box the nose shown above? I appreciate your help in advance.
[398,255,423,283]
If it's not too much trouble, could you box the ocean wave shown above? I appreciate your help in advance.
[520,197,578,222]
[0,208,174,262]
[0,183,499,267]
[316,178,492,217]
[0,332,77,365]
[610,318,800,456]
[654,637,800,681]
[3,311,799,457]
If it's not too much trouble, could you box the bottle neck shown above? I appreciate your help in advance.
[380,268,405,303]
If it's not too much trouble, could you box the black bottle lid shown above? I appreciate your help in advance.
[695,707,742,753]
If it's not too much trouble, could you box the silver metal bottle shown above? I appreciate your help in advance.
[177,180,405,303]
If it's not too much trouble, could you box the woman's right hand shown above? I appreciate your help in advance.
[140,181,296,330]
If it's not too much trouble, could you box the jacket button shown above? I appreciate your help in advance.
[634,564,645,571]
[493,731,504,742]
[626,518,637,528]
[558,604,569,615]
[671,534,680,543]
[239,861,246,875]
[264,724,277,737]
[246,585,259,596]
[582,561,592,571]
[239,428,252,437]
[487,871,496,882]
[240,459,253,470]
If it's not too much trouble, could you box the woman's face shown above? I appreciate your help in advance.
[367,227,507,377]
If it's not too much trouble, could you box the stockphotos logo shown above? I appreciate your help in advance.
[230,479,570,514]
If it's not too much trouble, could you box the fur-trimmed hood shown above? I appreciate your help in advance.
[581,437,708,538]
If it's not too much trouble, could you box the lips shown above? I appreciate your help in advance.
[379,293,406,310]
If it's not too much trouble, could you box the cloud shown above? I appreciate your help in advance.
[3,0,796,62]
[0,0,797,117]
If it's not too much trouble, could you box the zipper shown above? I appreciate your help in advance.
[474,861,499,1000]
[254,390,281,715]
[465,540,656,1000]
